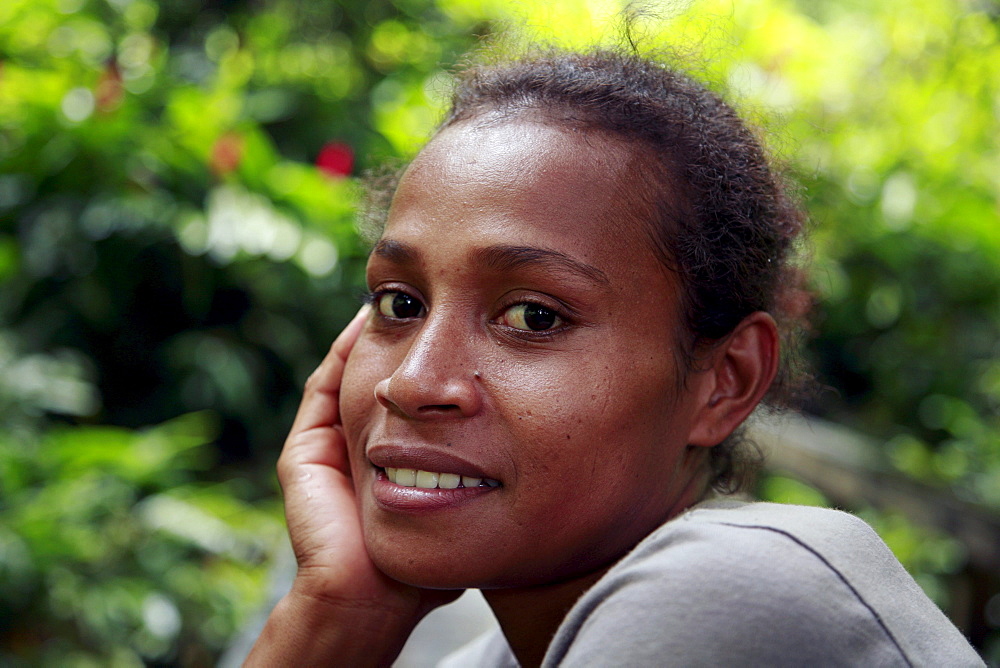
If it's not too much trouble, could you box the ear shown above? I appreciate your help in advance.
[686,312,780,447]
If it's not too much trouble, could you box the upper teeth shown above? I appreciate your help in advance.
[385,467,500,489]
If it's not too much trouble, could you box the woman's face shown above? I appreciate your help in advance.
[341,117,710,590]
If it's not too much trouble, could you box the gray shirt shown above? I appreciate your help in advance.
[440,500,983,667]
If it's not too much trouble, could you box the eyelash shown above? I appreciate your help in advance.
[361,289,573,338]
[362,288,426,322]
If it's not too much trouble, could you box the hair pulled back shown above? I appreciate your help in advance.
[440,48,809,493]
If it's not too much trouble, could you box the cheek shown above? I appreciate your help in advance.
[487,360,689,573]
[492,355,679,486]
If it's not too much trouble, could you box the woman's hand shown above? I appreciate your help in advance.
[247,307,459,667]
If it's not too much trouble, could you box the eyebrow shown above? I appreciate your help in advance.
[372,239,417,264]
[372,239,611,287]
[473,244,611,287]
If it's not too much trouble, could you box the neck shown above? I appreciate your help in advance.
[482,448,713,667]
[482,568,607,668]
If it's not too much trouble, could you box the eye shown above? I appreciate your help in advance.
[376,291,425,319]
[500,303,562,331]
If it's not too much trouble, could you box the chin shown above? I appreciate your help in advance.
[364,530,603,593]
[363,529,528,591]
[368,544,486,590]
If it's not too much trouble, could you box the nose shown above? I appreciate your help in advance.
[373,313,483,419]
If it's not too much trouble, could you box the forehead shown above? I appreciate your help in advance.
[384,117,660,278]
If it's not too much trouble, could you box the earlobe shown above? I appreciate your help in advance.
[687,312,780,447]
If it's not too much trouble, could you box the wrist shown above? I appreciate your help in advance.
[246,580,421,667]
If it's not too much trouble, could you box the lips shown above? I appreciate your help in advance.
[366,443,502,512]
[367,443,498,482]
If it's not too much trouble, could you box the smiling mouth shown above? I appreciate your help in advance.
[382,467,501,490]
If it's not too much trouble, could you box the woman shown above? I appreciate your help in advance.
[248,48,981,666]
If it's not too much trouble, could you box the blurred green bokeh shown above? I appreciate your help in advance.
[1,0,997,664]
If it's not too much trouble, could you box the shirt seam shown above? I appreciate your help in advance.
[716,521,914,668]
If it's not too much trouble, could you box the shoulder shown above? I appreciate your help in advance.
[669,499,891,579]
[546,501,982,667]
[586,500,894,610]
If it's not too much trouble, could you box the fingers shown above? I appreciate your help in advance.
[278,306,369,481]
[289,306,370,435]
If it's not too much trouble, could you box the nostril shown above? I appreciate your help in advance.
[418,404,461,413]
[378,368,483,419]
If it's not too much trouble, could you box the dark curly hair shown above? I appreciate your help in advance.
[363,46,810,494]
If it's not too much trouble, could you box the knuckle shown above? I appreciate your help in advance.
[276,449,297,483]
[304,368,323,392]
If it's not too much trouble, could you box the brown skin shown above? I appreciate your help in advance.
[249,117,779,667]
[246,307,460,668]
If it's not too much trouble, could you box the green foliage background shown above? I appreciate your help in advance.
[1,0,997,664]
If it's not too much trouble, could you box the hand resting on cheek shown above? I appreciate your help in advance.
[245,306,459,668]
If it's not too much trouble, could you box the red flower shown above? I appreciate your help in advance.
[96,61,124,113]
[316,141,354,178]
[210,132,244,176]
